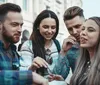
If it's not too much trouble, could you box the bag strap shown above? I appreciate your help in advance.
[53,39,61,53]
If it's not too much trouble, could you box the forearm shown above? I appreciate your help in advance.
[19,51,34,70]
[32,72,49,85]
[53,54,70,79]
[0,70,33,85]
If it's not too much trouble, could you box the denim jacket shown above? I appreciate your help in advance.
[53,44,80,79]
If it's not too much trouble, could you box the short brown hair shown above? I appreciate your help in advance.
[0,3,21,21]
[63,6,84,21]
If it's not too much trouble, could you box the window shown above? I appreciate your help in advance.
[56,0,61,4]
[46,5,50,10]
[22,0,28,11]
[0,0,6,3]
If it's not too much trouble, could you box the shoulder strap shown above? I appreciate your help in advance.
[53,39,61,52]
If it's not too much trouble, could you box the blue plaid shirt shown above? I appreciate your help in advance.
[53,44,80,79]
[0,41,33,85]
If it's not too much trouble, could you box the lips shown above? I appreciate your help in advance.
[80,37,87,44]
[45,34,53,38]
[14,33,21,38]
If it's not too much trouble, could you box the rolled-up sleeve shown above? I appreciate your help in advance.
[19,40,34,70]
[53,54,70,79]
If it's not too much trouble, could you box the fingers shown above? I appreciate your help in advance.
[32,57,48,69]
[32,72,49,85]
[32,63,40,69]
[63,36,77,45]
[53,75,64,81]
[47,74,55,82]
[62,36,77,52]
[68,35,76,41]
[48,74,64,81]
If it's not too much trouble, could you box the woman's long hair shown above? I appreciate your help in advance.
[30,10,59,75]
[70,17,100,85]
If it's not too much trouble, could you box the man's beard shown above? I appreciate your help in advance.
[2,25,20,44]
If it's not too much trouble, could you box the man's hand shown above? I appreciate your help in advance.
[32,72,49,85]
[60,36,77,56]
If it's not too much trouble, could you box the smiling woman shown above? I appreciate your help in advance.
[19,10,60,78]
[39,17,56,41]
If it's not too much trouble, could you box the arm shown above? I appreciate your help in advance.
[55,36,78,75]
[19,40,34,70]
[32,72,48,85]
[67,47,79,72]
[53,54,70,79]
[0,70,48,85]
[19,40,48,71]
[0,70,33,85]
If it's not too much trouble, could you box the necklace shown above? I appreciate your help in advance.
[45,40,53,49]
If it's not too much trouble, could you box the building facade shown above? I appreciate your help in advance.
[0,0,82,45]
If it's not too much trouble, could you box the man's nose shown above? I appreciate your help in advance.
[18,25,22,32]
[73,28,77,34]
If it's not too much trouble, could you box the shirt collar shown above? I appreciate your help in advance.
[0,40,16,51]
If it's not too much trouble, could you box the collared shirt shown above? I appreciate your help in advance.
[0,40,33,85]
[53,43,80,79]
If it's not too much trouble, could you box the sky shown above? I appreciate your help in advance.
[82,0,100,18]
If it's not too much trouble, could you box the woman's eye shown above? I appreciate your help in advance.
[43,25,49,29]
[51,26,56,29]
[88,27,95,32]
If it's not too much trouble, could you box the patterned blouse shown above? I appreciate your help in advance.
[20,40,60,77]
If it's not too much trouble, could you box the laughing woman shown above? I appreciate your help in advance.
[19,10,61,78]
[70,17,100,85]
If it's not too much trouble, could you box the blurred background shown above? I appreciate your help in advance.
[0,0,100,46]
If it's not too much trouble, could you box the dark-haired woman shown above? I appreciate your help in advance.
[20,10,61,78]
